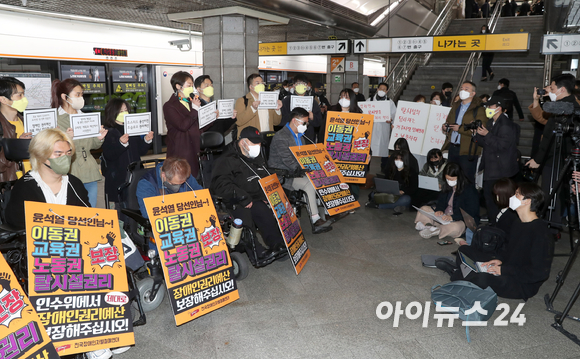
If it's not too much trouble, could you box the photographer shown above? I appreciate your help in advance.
[442,81,488,183]
[475,97,519,223]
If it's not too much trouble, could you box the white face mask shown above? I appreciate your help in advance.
[434,99,441,106]
[481,30,486,34]
[377,90,386,97]
[353,88,360,93]
[247,144,261,159]
[447,179,457,187]
[394,160,404,169]
[497,85,502,90]
[339,98,350,108]
[459,90,471,100]
[290,88,295,94]
[509,195,522,210]
[549,89,559,102]
[295,119,307,134]
[66,95,85,110]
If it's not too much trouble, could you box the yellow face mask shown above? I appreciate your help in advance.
[10,97,29,112]
[295,84,307,95]
[116,111,129,124]
[181,86,195,98]
[253,84,265,94]
[202,86,214,98]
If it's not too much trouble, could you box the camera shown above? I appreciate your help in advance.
[537,89,547,96]
[168,39,190,47]
[463,120,483,131]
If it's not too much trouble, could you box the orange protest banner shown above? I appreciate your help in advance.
[290,144,360,215]
[144,190,239,326]
[25,202,134,356]
[259,174,310,275]
[0,254,59,359]
[324,111,374,184]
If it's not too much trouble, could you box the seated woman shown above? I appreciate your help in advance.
[367,149,418,213]
[414,162,479,239]
[413,148,447,207]
[445,182,553,301]
[382,138,419,175]
[6,128,89,229]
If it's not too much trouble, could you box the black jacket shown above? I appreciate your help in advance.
[355,93,366,103]
[492,87,524,120]
[384,166,418,197]
[6,172,90,229]
[476,113,519,180]
[103,124,151,199]
[210,141,272,207]
[280,95,322,141]
[435,184,480,224]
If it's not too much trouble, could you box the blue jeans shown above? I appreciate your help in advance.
[465,228,473,245]
[84,181,98,208]
[378,194,411,210]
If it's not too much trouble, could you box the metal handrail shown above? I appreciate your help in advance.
[386,0,456,101]
[452,0,505,100]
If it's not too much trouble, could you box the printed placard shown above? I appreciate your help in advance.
[258,91,279,109]
[389,101,431,154]
[0,254,60,359]
[25,202,134,356]
[70,113,101,140]
[124,112,151,136]
[23,108,58,136]
[290,144,360,215]
[259,175,310,275]
[360,101,392,157]
[290,96,313,112]
[144,190,239,326]
[324,111,374,184]
[198,101,217,128]
[422,105,451,155]
[359,101,391,123]
[217,99,235,119]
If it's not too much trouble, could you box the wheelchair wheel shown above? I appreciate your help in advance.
[136,277,165,312]
[230,252,249,281]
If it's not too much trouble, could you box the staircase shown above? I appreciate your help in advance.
[399,15,545,157]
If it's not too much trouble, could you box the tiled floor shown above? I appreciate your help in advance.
[98,171,580,359]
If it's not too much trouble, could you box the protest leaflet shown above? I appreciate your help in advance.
[259,175,309,275]
[198,101,217,128]
[324,111,374,184]
[23,108,58,136]
[359,101,392,157]
[124,112,151,136]
[217,99,235,119]
[70,113,101,140]
[290,144,360,215]
[144,190,239,326]
[422,105,450,155]
[290,96,313,112]
[25,202,134,356]
[257,91,279,109]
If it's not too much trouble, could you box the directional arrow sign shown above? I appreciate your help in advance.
[330,57,345,73]
[547,39,558,49]
[338,42,346,51]
[541,35,562,54]
[354,40,366,53]
[354,38,391,53]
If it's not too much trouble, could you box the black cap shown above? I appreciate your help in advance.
[486,96,504,107]
[239,126,264,143]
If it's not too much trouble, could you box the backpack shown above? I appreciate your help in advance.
[471,225,506,255]
[431,280,498,342]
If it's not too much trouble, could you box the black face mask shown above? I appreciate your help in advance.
[429,160,442,169]
[444,91,452,98]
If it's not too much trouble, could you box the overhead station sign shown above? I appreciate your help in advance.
[259,40,349,56]
[541,34,580,54]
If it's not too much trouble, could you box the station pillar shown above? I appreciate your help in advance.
[327,54,365,105]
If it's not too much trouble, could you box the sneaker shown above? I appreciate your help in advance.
[111,347,131,355]
[420,226,441,239]
[86,349,112,359]
[415,221,425,231]
[312,219,332,234]
[365,201,378,209]
[435,258,458,278]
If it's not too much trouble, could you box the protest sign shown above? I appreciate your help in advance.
[290,144,360,215]
[259,175,310,275]
[70,113,101,140]
[124,112,151,136]
[290,96,313,112]
[257,91,279,109]
[359,101,391,123]
[23,108,58,136]
[360,101,393,157]
[25,202,134,356]
[324,111,374,184]
[198,101,217,128]
[144,190,239,326]
[422,105,450,155]
[0,253,60,359]
[389,101,431,154]
[217,99,235,119]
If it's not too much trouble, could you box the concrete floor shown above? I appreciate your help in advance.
[97,163,580,359]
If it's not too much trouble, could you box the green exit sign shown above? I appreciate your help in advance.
[334,75,341,83]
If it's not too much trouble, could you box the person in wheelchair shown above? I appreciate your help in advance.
[268,108,348,234]
[210,126,286,260]
[5,127,90,228]
[136,157,202,219]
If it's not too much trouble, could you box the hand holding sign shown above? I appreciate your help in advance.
[124,113,152,136]
[23,108,58,136]
[217,99,235,119]
[70,113,102,139]
[258,92,279,109]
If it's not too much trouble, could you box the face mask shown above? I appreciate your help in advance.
[481,30,486,33]
[247,144,261,159]
[447,179,457,187]
[66,95,85,110]
[444,91,452,98]
[353,88,360,93]
[295,120,307,134]
[181,86,195,99]
[46,155,72,175]
[9,97,28,112]
[116,111,128,124]
[549,90,558,102]
[485,108,498,119]
[339,98,350,108]
[163,181,181,193]
[284,87,288,91]
[430,160,441,168]
[289,88,295,94]
[459,90,471,100]
[253,84,265,94]
[509,195,522,210]
[433,99,441,106]
[377,90,386,97]
[394,160,404,169]
[497,85,502,90]
[202,86,214,98]
[295,84,307,95]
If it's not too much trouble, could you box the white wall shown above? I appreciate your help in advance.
[258,55,386,77]
[0,10,203,66]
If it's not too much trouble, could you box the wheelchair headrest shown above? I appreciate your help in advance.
[1,138,31,162]
[200,131,224,150]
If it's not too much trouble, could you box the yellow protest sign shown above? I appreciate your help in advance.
[144,190,239,326]
[290,144,360,215]
[259,175,310,275]
[324,111,374,184]
[25,202,134,356]
[433,35,486,52]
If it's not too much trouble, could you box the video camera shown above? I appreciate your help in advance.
[543,102,580,141]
